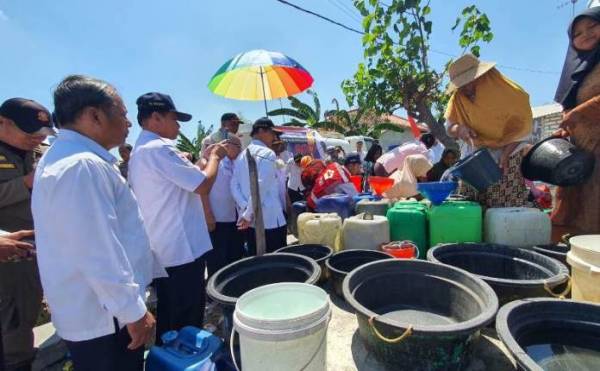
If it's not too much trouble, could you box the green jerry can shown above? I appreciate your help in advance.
[386,201,429,258]
[428,201,482,247]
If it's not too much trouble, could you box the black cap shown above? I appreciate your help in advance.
[136,92,192,122]
[0,98,55,134]
[293,153,303,162]
[344,152,362,166]
[221,113,241,123]
[251,117,283,136]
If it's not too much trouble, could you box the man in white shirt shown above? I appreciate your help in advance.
[32,75,159,371]
[201,134,244,276]
[231,118,287,254]
[374,133,435,176]
[128,92,226,342]
[200,112,242,154]
[287,153,305,203]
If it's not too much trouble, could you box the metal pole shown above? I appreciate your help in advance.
[260,66,268,116]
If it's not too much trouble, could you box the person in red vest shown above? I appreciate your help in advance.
[303,160,358,210]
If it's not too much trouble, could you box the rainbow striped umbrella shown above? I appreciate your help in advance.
[208,49,314,114]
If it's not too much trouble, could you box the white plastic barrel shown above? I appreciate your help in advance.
[298,212,342,251]
[567,235,600,303]
[484,207,551,247]
[342,212,390,250]
[233,283,331,371]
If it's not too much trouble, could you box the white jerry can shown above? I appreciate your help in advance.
[484,207,551,248]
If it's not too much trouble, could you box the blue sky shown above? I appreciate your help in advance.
[0,0,589,144]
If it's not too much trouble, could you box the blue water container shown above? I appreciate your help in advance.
[146,327,227,371]
[315,193,354,219]
[352,192,379,204]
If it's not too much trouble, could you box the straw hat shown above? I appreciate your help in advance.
[447,54,496,93]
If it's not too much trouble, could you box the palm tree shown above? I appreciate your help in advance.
[330,98,406,139]
[176,121,213,162]
[268,90,345,132]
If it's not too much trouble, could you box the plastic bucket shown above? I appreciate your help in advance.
[567,235,600,303]
[532,243,570,267]
[344,259,498,370]
[381,241,419,259]
[496,298,600,371]
[428,243,570,305]
[275,244,334,284]
[233,283,331,371]
[326,249,393,298]
[521,137,595,186]
[450,148,502,191]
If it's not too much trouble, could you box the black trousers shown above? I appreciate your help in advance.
[246,225,287,256]
[154,256,206,344]
[287,188,304,204]
[64,321,143,371]
[1,325,4,371]
[207,222,245,277]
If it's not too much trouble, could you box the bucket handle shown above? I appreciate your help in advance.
[368,316,413,344]
[230,326,241,371]
[543,276,572,299]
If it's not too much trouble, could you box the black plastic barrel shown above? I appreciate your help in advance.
[521,137,595,186]
[449,148,502,191]
[275,244,333,283]
[496,298,600,371]
[207,253,321,308]
[427,243,570,305]
[344,259,498,370]
[531,243,570,267]
[326,249,393,297]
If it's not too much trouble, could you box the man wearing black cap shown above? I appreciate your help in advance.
[201,113,242,154]
[128,92,227,341]
[231,118,288,254]
[0,98,54,371]
[344,152,363,176]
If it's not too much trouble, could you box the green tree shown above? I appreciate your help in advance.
[330,99,405,138]
[342,1,493,147]
[176,122,213,162]
[268,89,345,132]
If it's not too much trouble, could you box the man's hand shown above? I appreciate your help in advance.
[23,170,35,189]
[206,215,216,232]
[237,217,251,231]
[210,142,228,160]
[0,230,35,262]
[126,311,155,350]
[560,110,580,133]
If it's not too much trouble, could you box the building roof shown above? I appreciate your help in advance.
[532,103,562,119]
[344,109,429,132]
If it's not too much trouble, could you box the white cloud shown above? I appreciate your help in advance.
[0,10,8,21]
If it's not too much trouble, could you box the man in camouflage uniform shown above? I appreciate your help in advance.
[0,98,54,371]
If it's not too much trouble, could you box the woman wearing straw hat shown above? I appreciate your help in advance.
[445,54,533,208]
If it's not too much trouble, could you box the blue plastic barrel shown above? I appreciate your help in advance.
[315,193,354,219]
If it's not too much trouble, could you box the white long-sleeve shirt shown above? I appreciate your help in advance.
[31,129,164,342]
[230,139,286,229]
[129,130,212,268]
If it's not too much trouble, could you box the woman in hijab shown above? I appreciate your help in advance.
[362,143,383,176]
[445,54,533,208]
[384,154,432,200]
[427,148,459,182]
[552,7,600,238]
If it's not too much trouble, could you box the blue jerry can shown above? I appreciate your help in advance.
[146,327,229,371]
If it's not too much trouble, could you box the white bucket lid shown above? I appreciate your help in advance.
[234,283,330,341]
[569,235,600,266]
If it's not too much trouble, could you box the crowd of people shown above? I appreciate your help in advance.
[1,7,600,371]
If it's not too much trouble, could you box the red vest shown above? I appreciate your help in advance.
[307,162,351,209]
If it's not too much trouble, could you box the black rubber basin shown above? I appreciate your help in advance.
[531,243,569,267]
[344,259,498,370]
[427,243,570,305]
[275,244,333,283]
[497,298,600,371]
[326,249,393,297]
[206,253,321,308]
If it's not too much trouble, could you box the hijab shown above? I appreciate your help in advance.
[555,7,600,110]
[384,154,432,200]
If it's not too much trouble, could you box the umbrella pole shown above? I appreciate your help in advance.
[260,66,268,116]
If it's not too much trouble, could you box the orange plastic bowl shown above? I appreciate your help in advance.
[368,176,394,196]
[350,175,363,192]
